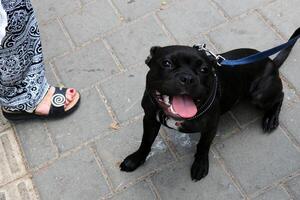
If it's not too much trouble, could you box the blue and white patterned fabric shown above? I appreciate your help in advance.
[0,0,49,112]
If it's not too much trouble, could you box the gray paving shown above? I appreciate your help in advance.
[0,0,299,199]
[253,187,290,200]
[286,175,300,199]
[214,121,300,195]
[33,148,111,200]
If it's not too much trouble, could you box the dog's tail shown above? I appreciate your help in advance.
[273,27,300,68]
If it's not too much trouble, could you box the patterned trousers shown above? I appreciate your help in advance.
[0,0,49,112]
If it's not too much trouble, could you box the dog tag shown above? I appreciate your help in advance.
[156,110,184,130]
[165,118,182,130]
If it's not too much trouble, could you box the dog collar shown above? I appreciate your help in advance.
[185,71,218,121]
[193,44,225,66]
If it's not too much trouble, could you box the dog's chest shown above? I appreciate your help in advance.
[156,110,184,130]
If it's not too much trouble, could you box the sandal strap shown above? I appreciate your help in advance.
[49,87,67,116]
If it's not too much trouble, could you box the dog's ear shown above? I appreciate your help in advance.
[150,46,160,56]
[145,46,161,66]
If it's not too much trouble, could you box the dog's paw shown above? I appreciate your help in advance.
[120,151,146,172]
[262,113,279,133]
[191,156,209,181]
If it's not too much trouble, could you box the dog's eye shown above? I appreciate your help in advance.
[162,60,172,69]
[200,66,209,73]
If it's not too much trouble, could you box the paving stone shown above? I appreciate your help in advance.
[280,42,300,93]
[0,129,27,186]
[209,13,282,52]
[157,0,226,42]
[100,66,148,122]
[217,113,240,138]
[45,63,59,86]
[62,0,120,45]
[14,120,57,169]
[280,102,300,146]
[259,0,300,38]
[80,0,93,5]
[105,15,172,67]
[40,20,71,60]
[162,113,239,157]
[213,0,271,17]
[33,148,110,200]
[231,102,263,128]
[215,120,300,195]
[54,40,119,90]
[281,80,300,110]
[32,0,81,23]
[179,35,217,52]
[111,181,155,200]
[112,0,170,21]
[151,156,243,200]
[0,177,38,200]
[94,120,174,189]
[46,88,112,152]
[280,81,300,145]
[253,187,290,200]
[285,175,300,199]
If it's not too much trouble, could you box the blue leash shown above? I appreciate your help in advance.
[195,34,300,67]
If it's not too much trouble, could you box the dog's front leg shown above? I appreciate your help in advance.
[191,125,218,181]
[120,114,161,172]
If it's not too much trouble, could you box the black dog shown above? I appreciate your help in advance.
[120,28,300,181]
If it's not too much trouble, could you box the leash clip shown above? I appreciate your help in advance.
[194,43,225,66]
[216,55,225,66]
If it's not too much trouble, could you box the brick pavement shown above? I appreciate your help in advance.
[0,0,299,199]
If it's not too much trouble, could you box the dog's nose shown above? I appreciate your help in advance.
[179,74,195,85]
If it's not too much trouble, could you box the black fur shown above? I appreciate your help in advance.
[120,28,300,181]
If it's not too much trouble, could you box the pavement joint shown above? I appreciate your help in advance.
[57,17,77,50]
[95,85,120,124]
[208,0,231,21]
[89,144,115,194]
[153,12,179,44]
[279,125,300,152]
[145,178,163,200]
[211,148,249,200]
[249,169,300,199]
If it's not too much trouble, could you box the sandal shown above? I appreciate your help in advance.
[2,87,81,121]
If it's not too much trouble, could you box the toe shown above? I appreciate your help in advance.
[66,88,77,102]
[262,115,279,133]
[64,99,71,108]
[191,157,209,181]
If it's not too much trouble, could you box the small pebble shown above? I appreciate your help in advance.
[161,1,167,6]
[110,122,120,130]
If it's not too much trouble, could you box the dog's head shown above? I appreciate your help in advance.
[145,45,217,119]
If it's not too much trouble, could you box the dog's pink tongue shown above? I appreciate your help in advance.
[172,95,197,118]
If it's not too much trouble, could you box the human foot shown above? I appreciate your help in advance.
[2,87,81,121]
[35,86,80,116]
